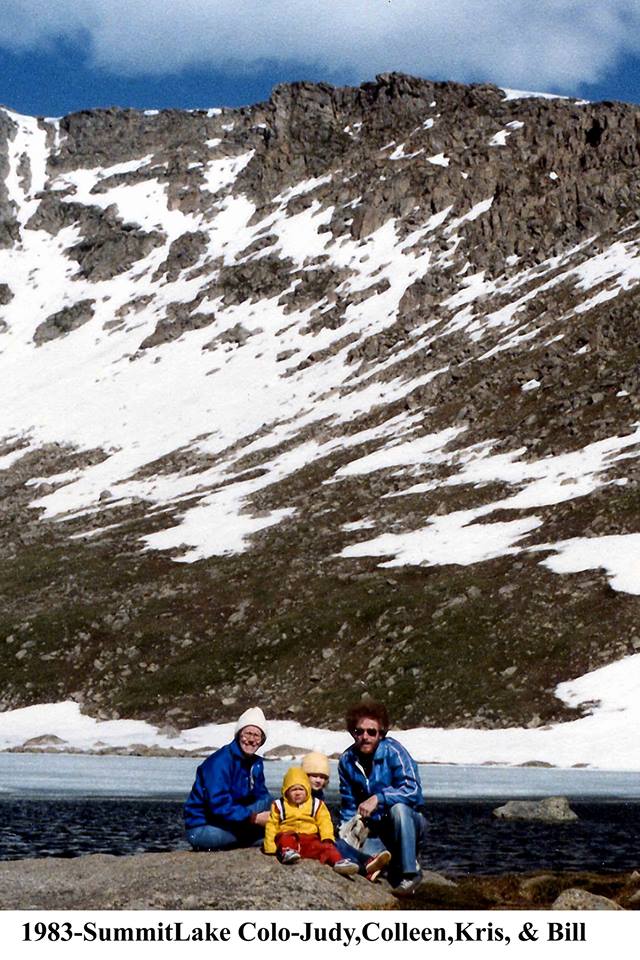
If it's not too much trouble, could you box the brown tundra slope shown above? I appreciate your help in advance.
[0,73,639,732]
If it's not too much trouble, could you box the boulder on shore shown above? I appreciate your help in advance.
[552,888,623,910]
[492,796,578,822]
[21,735,68,749]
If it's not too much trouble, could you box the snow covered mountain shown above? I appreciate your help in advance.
[1,73,640,736]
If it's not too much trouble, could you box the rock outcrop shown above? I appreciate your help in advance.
[33,300,96,344]
[3,851,640,910]
[0,849,396,911]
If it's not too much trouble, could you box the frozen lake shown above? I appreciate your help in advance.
[4,753,640,867]
[2,752,640,800]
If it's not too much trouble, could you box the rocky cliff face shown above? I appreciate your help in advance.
[1,74,640,731]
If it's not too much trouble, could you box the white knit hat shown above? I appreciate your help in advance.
[234,706,268,745]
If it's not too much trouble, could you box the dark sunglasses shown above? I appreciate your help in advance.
[353,726,379,737]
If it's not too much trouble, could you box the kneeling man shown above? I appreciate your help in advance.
[338,700,426,895]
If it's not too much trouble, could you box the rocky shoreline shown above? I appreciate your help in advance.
[4,740,215,758]
[0,741,591,765]
[2,849,639,911]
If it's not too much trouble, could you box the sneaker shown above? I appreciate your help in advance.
[280,849,301,864]
[333,859,359,876]
[365,850,392,882]
[392,873,423,898]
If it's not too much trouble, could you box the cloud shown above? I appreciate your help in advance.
[1,0,640,92]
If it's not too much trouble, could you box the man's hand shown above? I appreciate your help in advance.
[358,795,379,818]
[250,810,270,827]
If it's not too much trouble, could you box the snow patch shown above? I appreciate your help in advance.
[202,150,255,193]
[339,514,541,567]
[535,534,640,595]
[500,88,568,101]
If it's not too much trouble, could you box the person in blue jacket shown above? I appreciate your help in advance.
[338,700,426,896]
[184,706,273,850]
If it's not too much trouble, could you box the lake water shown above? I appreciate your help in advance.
[3,752,640,800]
[2,753,640,872]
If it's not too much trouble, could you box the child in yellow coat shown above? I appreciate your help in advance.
[264,767,358,875]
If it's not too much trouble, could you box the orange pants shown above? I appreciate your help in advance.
[276,832,342,865]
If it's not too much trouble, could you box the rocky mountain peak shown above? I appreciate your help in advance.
[0,76,639,737]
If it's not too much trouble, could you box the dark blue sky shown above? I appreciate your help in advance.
[0,42,353,117]
[2,38,640,118]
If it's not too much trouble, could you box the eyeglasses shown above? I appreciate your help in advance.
[353,727,380,737]
[240,732,262,741]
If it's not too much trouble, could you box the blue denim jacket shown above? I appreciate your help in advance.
[338,737,423,824]
[184,739,272,829]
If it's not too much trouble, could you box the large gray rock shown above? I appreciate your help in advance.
[21,734,68,748]
[493,797,578,822]
[0,849,396,910]
[552,888,623,910]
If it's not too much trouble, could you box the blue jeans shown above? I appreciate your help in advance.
[338,803,426,883]
[186,822,264,851]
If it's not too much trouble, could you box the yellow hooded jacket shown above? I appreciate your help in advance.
[263,767,335,854]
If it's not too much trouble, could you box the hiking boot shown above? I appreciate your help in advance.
[333,859,359,876]
[392,873,423,898]
[280,849,301,864]
[365,850,392,882]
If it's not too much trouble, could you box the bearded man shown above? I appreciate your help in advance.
[338,700,426,896]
